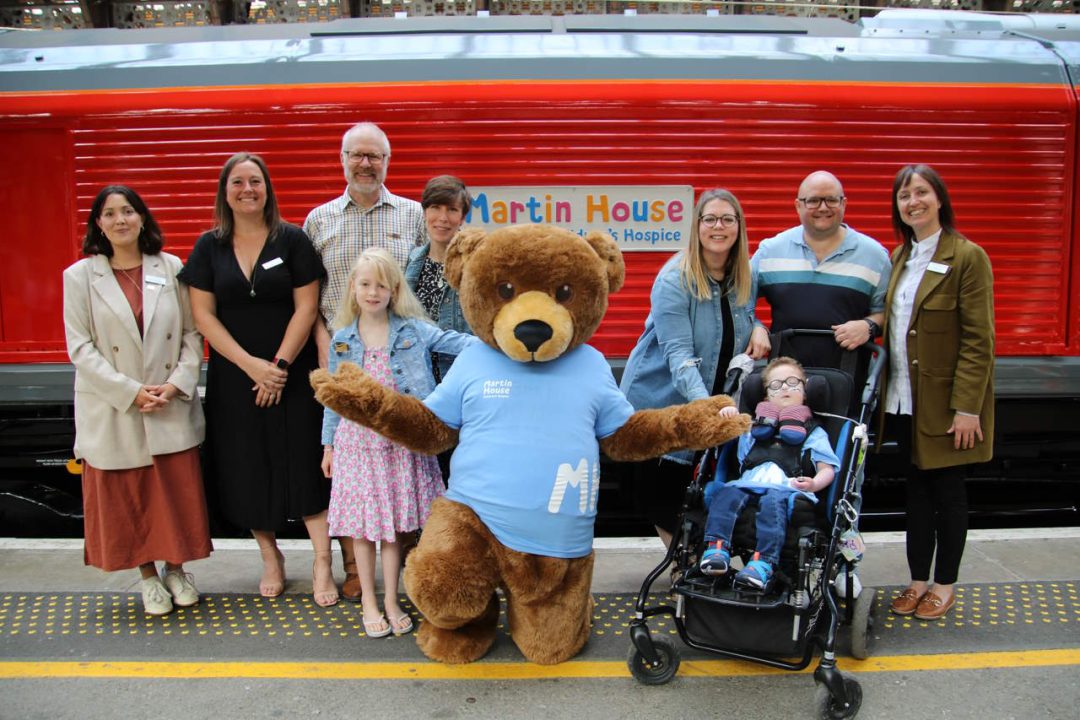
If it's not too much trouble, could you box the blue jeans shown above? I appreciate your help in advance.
[703,486,788,566]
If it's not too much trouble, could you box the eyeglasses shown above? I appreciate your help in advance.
[766,376,805,393]
[797,196,845,209]
[343,151,386,165]
[699,214,739,229]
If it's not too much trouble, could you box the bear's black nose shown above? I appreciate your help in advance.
[514,320,553,353]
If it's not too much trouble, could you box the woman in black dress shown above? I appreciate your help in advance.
[180,152,337,606]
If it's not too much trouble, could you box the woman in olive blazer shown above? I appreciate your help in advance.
[880,165,994,622]
[63,185,212,617]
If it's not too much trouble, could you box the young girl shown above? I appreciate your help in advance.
[320,248,475,638]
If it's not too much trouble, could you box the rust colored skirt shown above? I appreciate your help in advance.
[82,447,213,571]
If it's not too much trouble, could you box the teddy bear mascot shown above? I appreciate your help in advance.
[311,224,748,665]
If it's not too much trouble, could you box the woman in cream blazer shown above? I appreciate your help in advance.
[880,165,994,623]
[63,185,212,616]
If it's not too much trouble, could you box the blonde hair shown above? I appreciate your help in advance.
[680,188,752,305]
[332,248,431,330]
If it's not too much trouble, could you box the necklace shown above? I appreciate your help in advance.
[114,265,143,295]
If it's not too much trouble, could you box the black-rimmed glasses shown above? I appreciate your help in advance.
[700,214,739,229]
[797,196,844,209]
[343,151,386,165]
[766,376,805,394]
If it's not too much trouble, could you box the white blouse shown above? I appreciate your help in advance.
[884,229,942,415]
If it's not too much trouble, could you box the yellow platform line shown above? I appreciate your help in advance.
[1,649,1078,680]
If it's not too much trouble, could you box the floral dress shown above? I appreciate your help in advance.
[326,346,444,542]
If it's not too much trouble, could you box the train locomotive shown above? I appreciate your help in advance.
[1,9,1078,534]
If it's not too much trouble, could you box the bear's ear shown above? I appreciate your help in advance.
[445,228,487,290]
[582,231,625,294]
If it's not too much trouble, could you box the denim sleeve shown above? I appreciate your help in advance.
[749,247,767,329]
[425,325,478,356]
[320,339,343,446]
[651,271,710,402]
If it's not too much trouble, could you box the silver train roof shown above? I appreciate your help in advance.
[1,11,1077,92]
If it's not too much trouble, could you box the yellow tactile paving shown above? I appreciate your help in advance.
[1,583,1077,640]
[879,582,1080,631]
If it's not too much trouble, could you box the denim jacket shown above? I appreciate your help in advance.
[320,313,476,445]
[405,243,473,379]
[619,252,757,463]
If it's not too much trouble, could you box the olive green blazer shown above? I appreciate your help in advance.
[881,231,995,470]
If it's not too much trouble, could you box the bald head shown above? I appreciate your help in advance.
[795,171,847,243]
[798,171,844,199]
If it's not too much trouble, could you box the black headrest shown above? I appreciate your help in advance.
[740,372,833,415]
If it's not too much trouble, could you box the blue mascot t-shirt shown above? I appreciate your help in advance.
[424,342,635,558]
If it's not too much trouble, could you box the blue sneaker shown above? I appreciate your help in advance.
[699,541,730,576]
[734,554,774,591]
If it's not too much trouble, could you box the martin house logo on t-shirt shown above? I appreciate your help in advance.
[482,379,513,399]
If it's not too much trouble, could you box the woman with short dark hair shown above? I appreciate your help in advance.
[64,185,211,615]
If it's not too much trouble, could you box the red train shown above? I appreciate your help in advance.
[1,11,1077,532]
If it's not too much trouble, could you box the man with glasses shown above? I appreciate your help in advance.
[303,121,425,604]
[304,121,425,368]
[750,171,891,369]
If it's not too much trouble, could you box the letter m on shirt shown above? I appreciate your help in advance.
[548,458,600,514]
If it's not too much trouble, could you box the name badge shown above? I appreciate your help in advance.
[145,275,167,285]
[927,262,949,275]
[262,257,284,270]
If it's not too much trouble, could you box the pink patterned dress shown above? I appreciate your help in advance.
[327,347,445,542]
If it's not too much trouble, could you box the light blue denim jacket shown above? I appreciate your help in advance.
[405,243,473,379]
[320,314,476,445]
[619,252,757,464]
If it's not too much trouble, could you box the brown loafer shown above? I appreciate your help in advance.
[341,572,362,604]
[914,591,955,621]
[890,587,923,616]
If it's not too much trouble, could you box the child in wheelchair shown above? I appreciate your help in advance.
[699,356,840,591]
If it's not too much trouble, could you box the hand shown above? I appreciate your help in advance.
[321,447,333,478]
[831,319,871,350]
[139,383,179,413]
[254,385,283,408]
[719,405,739,417]
[948,413,984,450]
[789,476,817,492]
[747,326,771,359]
[132,387,161,413]
[246,357,288,395]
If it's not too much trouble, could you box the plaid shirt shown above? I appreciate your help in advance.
[303,186,425,328]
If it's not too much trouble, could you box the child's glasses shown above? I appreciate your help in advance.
[766,377,805,394]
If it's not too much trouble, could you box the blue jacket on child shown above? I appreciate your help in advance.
[321,314,477,445]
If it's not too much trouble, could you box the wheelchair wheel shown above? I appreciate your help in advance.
[849,586,878,660]
[627,636,680,685]
[814,674,862,720]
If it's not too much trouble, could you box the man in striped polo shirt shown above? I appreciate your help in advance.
[750,171,891,370]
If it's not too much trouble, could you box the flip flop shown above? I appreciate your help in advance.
[363,614,392,639]
[388,612,414,636]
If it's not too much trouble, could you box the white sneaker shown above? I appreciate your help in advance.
[162,569,200,607]
[141,576,174,616]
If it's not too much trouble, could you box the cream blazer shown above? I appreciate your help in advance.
[63,252,205,470]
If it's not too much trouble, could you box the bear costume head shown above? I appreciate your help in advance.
[445,225,624,362]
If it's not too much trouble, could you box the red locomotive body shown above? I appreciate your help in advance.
[1,13,1077,531]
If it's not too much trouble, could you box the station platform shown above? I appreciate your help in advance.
[1,528,1078,720]
[1,528,1078,656]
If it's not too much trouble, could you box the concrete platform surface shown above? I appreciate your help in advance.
[1,527,1078,596]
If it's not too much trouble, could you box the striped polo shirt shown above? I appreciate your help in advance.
[751,224,891,368]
